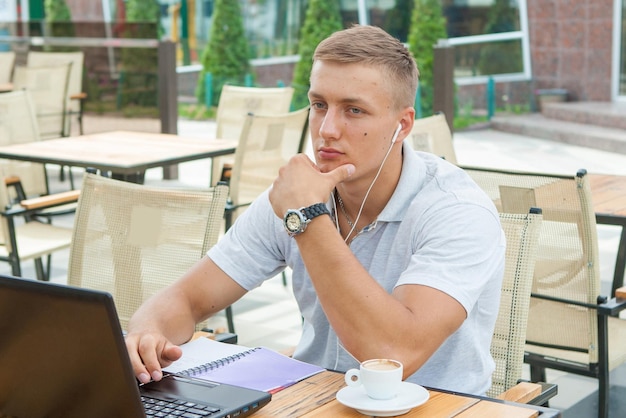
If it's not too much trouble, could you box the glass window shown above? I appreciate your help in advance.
[453,39,523,78]
[443,0,520,38]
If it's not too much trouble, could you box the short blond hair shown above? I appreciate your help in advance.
[313,25,419,110]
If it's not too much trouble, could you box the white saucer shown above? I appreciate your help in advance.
[336,381,429,417]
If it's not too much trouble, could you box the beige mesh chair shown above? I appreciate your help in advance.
[211,85,295,186]
[67,173,229,332]
[221,106,309,333]
[0,90,78,203]
[0,89,50,198]
[27,51,86,136]
[0,51,15,84]
[489,209,543,400]
[0,174,75,281]
[409,112,457,165]
[12,63,71,140]
[225,106,310,228]
[464,166,626,418]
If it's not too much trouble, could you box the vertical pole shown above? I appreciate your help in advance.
[181,0,190,65]
[205,72,213,107]
[486,76,496,120]
[415,84,422,119]
[159,40,179,179]
[433,40,455,133]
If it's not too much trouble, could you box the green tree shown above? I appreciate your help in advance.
[126,0,160,23]
[291,0,343,110]
[118,0,160,110]
[477,0,521,75]
[407,0,447,116]
[196,0,250,106]
[44,0,74,51]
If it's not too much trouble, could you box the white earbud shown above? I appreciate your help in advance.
[390,123,402,144]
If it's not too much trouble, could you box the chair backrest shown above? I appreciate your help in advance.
[409,113,457,165]
[215,85,295,140]
[0,51,16,84]
[488,209,543,398]
[0,90,49,198]
[463,166,601,365]
[227,106,310,225]
[211,85,295,186]
[27,51,84,115]
[12,63,71,139]
[67,174,229,331]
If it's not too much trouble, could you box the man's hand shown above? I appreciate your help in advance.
[269,154,354,217]
[125,331,183,384]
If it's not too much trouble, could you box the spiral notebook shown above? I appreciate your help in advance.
[164,338,324,393]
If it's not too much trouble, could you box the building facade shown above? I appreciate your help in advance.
[2,0,624,108]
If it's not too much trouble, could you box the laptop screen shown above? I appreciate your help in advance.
[0,275,145,417]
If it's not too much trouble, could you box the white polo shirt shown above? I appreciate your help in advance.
[208,141,505,395]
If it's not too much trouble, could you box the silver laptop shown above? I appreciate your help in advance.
[0,274,271,418]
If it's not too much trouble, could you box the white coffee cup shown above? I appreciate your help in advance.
[344,359,403,400]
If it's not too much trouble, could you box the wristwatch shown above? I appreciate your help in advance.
[283,203,330,237]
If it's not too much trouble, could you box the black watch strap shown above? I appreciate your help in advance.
[302,203,330,220]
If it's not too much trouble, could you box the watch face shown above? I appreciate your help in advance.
[285,212,302,233]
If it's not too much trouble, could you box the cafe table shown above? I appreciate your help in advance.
[589,173,626,296]
[0,130,237,183]
[256,371,561,417]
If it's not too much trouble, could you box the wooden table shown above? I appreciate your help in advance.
[0,130,237,183]
[589,174,626,296]
[256,371,561,417]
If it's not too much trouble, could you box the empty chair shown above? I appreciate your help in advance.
[225,106,310,229]
[0,51,15,84]
[409,112,457,165]
[464,166,626,418]
[211,85,295,186]
[27,51,86,136]
[12,63,72,140]
[67,173,229,331]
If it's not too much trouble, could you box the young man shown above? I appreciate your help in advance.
[126,25,505,395]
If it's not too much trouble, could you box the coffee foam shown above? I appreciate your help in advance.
[363,359,400,371]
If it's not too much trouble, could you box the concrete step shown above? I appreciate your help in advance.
[541,102,626,130]
[490,113,626,155]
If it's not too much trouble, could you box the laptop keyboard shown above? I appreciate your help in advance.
[142,395,222,417]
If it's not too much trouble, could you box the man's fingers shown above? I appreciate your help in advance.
[161,343,183,364]
[328,163,355,183]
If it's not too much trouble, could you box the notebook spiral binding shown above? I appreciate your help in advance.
[179,347,262,376]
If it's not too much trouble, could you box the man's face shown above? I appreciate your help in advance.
[307,60,401,181]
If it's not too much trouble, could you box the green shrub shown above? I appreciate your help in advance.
[195,0,251,106]
[291,0,343,110]
[44,0,75,51]
[118,0,160,109]
[407,0,447,116]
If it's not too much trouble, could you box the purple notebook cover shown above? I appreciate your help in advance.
[178,346,324,393]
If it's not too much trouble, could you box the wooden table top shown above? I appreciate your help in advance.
[588,173,626,220]
[256,371,560,417]
[0,130,237,175]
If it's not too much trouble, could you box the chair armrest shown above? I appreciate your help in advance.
[19,190,80,210]
[597,288,626,317]
[70,92,88,101]
[497,381,558,406]
[497,382,541,403]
